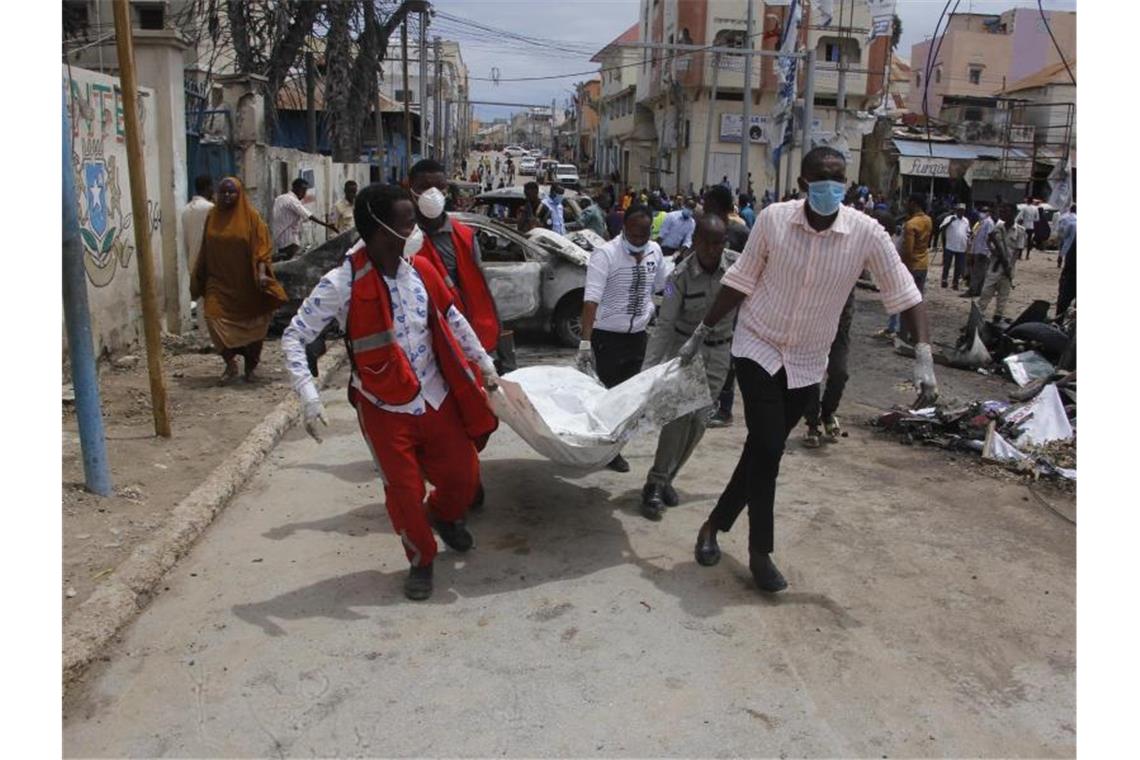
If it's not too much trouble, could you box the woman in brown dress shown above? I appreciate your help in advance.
[190,177,287,383]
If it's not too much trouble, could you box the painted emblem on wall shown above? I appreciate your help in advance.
[67,74,150,287]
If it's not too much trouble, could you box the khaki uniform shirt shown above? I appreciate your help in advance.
[643,249,739,397]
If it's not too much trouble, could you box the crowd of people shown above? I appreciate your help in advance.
[179,146,1074,603]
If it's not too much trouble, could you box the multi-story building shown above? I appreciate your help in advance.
[379,39,469,168]
[592,23,654,187]
[627,0,894,196]
[572,79,602,169]
[907,8,1076,117]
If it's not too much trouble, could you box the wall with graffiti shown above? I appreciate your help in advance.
[65,65,164,354]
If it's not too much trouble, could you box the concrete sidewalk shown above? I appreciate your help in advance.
[64,365,1074,758]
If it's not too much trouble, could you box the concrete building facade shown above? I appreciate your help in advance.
[907,8,1076,116]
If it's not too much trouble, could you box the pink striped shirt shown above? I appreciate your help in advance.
[722,199,922,388]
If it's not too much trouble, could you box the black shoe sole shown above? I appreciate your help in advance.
[433,523,474,553]
[607,458,630,473]
[641,502,665,521]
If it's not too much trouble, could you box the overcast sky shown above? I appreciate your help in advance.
[427,0,1077,120]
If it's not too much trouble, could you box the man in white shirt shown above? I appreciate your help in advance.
[272,177,336,261]
[963,205,996,298]
[656,198,697,258]
[1015,198,1040,256]
[181,175,214,333]
[330,180,358,234]
[939,203,971,290]
[576,204,667,472]
[680,146,937,594]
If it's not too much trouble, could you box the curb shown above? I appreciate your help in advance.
[62,346,349,686]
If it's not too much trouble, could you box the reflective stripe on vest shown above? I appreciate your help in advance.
[350,329,396,353]
[353,260,374,281]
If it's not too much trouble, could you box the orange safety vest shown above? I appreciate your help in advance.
[417,218,501,352]
[345,247,498,445]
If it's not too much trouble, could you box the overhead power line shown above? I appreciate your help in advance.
[1036,1,1076,85]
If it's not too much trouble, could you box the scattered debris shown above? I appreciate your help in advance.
[872,382,1075,481]
[63,385,76,404]
[1004,351,1055,387]
[66,587,78,598]
[112,355,139,371]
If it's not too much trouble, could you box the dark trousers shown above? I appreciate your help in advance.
[941,248,966,287]
[707,359,818,555]
[221,340,263,372]
[717,365,736,416]
[592,328,648,389]
[968,254,989,296]
[804,292,854,427]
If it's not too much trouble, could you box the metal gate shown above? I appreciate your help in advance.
[185,77,234,198]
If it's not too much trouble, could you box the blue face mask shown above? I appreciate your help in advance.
[681,208,693,220]
[806,180,846,216]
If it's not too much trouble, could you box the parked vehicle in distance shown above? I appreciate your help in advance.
[555,164,580,190]
[452,212,590,346]
[504,145,526,157]
[518,156,538,175]
[537,159,559,183]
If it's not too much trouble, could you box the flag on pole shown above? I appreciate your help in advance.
[770,0,802,170]
[814,0,835,27]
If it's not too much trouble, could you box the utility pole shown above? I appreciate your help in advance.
[305,51,317,153]
[418,8,428,159]
[701,52,721,191]
[738,0,756,195]
[401,20,412,173]
[443,98,451,170]
[63,84,112,496]
[374,76,386,181]
[433,36,442,160]
[550,98,556,157]
[835,0,848,136]
[112,0,170,438]
[801,49,817,171]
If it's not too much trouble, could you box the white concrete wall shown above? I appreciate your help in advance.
[65,65,164,355]
[266,147,370,251]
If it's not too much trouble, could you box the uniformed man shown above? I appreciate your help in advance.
[639,215,738,520]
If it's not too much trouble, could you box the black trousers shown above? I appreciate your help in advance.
[708,359,817,555]
[804,291,854,427]
[941,248,966,286]
[592,328,648,389]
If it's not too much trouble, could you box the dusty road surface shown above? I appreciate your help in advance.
[65,293,1074,758]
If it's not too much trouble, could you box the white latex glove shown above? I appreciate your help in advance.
[303,398,329,443]
[480,359,500,391]
[576,340,597,378]
[913,342,939,408]
[678,323,710,366]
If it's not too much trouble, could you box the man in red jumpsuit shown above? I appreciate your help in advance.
[282,184,499,601]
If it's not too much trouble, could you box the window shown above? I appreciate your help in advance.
[935,67,942,83]
[964,107,983,121]
[916,72,922,87]
[713,30,746,48]
[969,66,983,85]
[824,43,841,63]
[135,2,165,30]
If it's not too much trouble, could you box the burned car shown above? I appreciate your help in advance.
[269,217,592,348]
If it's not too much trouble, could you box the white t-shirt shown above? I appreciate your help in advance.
[272,192,313,249]
[584,235,667,334]
[940,215,971,252]
[180,195,213,264]
[1017,204,1040,227]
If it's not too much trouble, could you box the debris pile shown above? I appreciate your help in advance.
[872,376,1076,481]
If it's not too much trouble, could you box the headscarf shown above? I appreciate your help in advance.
[191,176,286,314]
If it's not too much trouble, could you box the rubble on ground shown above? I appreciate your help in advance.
[871,374,1076,482]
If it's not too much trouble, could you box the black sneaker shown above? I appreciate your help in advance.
[404,563,433,601]
[661,483,680,507]
[607,454,630,473]
[694,521,721,566]
[749,553,788,593]
[433,520,474,552]
[707,411,733,428]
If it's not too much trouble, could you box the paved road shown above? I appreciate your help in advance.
[65,332,1074,757]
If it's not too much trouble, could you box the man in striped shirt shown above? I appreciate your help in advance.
[577,204,667,472]
[680,147,938,594]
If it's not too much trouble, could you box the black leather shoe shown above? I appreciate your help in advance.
[607,454,630,473]
[404,563,433,601]
[749,553,788,593]
[661,483,679,507]
[694,521,721,566]
[640,483,665,521]
[433,520,474,552]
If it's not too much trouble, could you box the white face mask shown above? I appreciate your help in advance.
[379,220,424,261]
[413,187,446,219]
[623,236,648,254]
